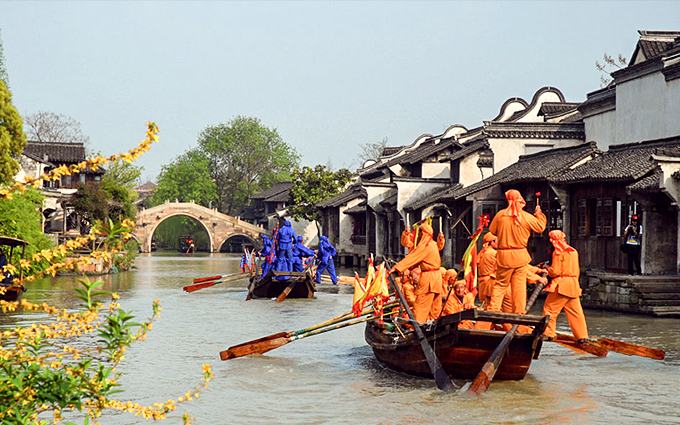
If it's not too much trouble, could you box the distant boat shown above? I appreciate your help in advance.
[0,236,29,302]
[178,235,195,253]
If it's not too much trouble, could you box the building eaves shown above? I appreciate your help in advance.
[250,181,294,200]
[626,169,662,193]
[552,136,680,184]
[343,200,367,215]
[395,138,457,166]
[482,121,585,140]
[446,138,489,162]
[316,184,367,208]
[403,185,455,211]
[23,141,86,163]
[451,142,601,200]
[404,183,462,211]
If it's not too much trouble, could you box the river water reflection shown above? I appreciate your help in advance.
[5,252,680,424]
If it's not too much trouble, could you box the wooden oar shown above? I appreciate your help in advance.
[319,275,354,285]
[556,331,664,360]
[552,333,609,357]
[276,279,299,302]
[387,273,454,392]
[193,271,245,284]
[468,281,545,395]
[183,273,248,293]
[220,309,397,360]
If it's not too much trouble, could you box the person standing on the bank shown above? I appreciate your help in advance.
[541,230,589,343]
[487,189,546,319]
[624,214,642,275]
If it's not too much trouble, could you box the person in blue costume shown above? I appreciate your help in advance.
[258,234,276,276]
[292,236,316,272]
[315,235,338,284]
[275,220,297,278]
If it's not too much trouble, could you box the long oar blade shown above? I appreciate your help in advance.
[224,332,289,352]
[220,335,292,360]
[597,337,664,360]
[183,281,217,292]
[553,334,609,357]
[193,275,222,284]
[276,280,298,302]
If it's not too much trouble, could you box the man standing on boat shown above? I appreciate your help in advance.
[389,223,443,323]
[487,190,546,320]
[275,220,297,275]
[315,236,338,284]
[259,234,276,276]
[292,236,315,272]
[541,230,589,343]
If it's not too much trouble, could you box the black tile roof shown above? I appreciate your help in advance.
[316,183,367,208]
[626,169,662,193]
[449,142,601,200]
[551,137,680,184]
[447,138,489,162]
[23,141,86,164]
[405,183,462,211]
[250,181,294,200]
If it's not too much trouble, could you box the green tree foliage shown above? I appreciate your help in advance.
[0,187,54,272]
[288,165,353,234]
[152,216,209,251]
[198,116,300,215]
[0,78,26,186]
[102,158,143,190]
[151,149,216,208]
[71,183,110,231]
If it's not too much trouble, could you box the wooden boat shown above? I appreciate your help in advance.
[0,236,29,303]
[365,308,549,381]
[249,270,316,299]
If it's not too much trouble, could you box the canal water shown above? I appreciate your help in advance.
[5,252,680,424]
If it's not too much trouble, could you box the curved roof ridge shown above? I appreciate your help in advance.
[508,86,566,123]
[490,97,528,122]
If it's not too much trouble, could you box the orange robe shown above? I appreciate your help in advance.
[477,245,497,306]
[442,288,475,329]
[401,229,414,251]
[488,208,546,315]
[542,248,588,340]
[393,236,442,323]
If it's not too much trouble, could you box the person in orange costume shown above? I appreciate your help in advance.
[442,280,475,328]
[541,230,589,342]
[477,233,497,307]
[487,189,546,319]
[401,224,446,252]
[401,268,417,311]
[390,223,442,323]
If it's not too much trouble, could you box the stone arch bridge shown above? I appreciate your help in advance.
[133,201,264,253]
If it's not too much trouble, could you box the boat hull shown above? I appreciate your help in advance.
[365,309,549,381]
[250,270,316,299]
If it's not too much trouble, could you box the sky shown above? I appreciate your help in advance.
[1,1,679,183]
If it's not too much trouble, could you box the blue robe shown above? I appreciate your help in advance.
[315,236,337,284]
[292,238,316,273]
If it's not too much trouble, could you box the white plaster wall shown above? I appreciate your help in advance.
[584,109,617,150]
[337,197,366,255]
[396,181,448,221]
[422,162,450,179]
[459,154,485,186]
[488,137,582,172]
[289,218,319,248]
[616,73,680,144]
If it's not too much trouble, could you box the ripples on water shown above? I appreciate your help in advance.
[4,253,679,425]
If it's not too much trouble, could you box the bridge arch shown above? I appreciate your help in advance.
[133,201,264,253]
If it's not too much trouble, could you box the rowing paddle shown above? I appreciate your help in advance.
[276,279,298,302]
[193,271,245,284]
[552,333,609,357]
[183,273,248,293]
[387,273,454,392]
[556,331,664,360]
[468,280,546,395]
[220,309,397,360]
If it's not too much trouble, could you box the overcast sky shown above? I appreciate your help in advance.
[2,1,679,182]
